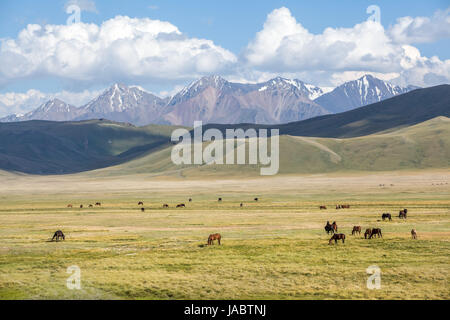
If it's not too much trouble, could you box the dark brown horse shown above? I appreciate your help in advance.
[176,204,186,208]
[138,201,144,206]
[382,213,392,221]
[67,204,73,208]
[240,203,243,207]
[95,202,101,206]
[189,198,192,202]
[331,221,338,233]
[254,198,259,201]
[207,233,221,245]
[89,204,93,208]
[80,205,83,209]
[399,209,408,219]
[319,205,327,210]
[141,207,145,212]
[341,204,350,209]
[52,230,65,242]
[218,198,222,202]
[162,204,169,208]
[352,226,362,235]
[364,228,372,239]
[411,229,417,239]
[324,221,333,234]
[329,233,345,245]
[369,228,382,239]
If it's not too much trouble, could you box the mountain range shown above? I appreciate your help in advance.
[0,75,419,126]
[1,84,448,174]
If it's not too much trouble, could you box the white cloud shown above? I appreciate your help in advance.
[0,16,237,87]
[242,7,450,87]
[388,8,450,44]
[0,89,102,117]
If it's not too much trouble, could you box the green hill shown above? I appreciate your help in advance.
[87,116,450,177]
[0,120,183,174]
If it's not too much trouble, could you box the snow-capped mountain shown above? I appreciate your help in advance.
[163,75,329,125]
[75,83,167,125]
[0,99,80,122]
[0,75,420,126]
[314,75,420,113]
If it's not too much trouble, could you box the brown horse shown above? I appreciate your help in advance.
[176,204,186,208]
[218,198,222,202]
[95,202,101,206]
[89,204,93,208]
[341,204,350,209]
[382,213,392,221]
[138,201,144,206]
[80,205,83,209]
[399,209,408,219]
[369,228,382,239]
[207,233,221,245]
[52,230,65,242]
[319,205,327,210]
[411,229,417,239]
[67,204,73,208]
[141,208,145,212]
[254,198,259,201]
[329,233,345,245]
[352,226,362,235]
[240,203,243,207]
[162,204,169,208]
[189,198,192,202]
[331,221,338,233]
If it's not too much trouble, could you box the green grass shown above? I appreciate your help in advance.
[0,171,449,299]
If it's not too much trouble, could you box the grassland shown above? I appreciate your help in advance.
[0,170,449,299]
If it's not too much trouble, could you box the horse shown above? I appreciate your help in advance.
[352,226,362,235]
[399,209,408,219]
[189,198,192,202]
[218,198,222,202]
[369,228,382,239]
[336,205,341,209]
[240,203,243,207]
[52,230,65,242]
[382,213,392,221]
[331,221,338,233]
[329,233,345,245]
[207,233,221,245]
[141,208,145,212]
[342,204,350,209]
[411,229,417,239]
[364,228,372,239]
[79,205,83,209]
[254,198,259,202]
[177,204,186,208]
[319,205,327,210]
[162,204,169,208]
[324,221,334,234]
[67,204,73,208]
[138,201,144,206]
[88,204,93,208]
[95,202,101,206]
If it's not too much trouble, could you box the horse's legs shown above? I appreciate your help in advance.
[218,238,221,245]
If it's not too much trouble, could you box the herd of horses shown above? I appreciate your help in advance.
[55,200,418,245]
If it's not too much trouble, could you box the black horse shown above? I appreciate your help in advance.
[52,230,65,242]
[324,221,335,234]
[382,213,392,221]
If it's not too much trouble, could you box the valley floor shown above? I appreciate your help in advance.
[0,170,449,299]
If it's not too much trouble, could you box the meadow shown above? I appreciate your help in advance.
[0,170,449,299]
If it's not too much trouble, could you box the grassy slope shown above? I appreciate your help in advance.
[88,116,450,177]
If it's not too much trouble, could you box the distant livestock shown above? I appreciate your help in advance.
[162,204,169,208]
[141,208,145,212]
[218,198,222,202]
[80,205,83,209]
[399,209,408,219]
[324,221,337,234]
[95,202,101,206]
[369,228,382,239]
[382,213,392,221]
[89,204,93,208]
[52,230,65,242]
[207,233,221,245]
[189,198,192,202]
[67,204,73,208]
[319,206,327,210]
[138,202,144,206]
[351,226,362,235]
[176,204,186,208]
[240,203,243,207]
[364,228,372,239]
[411,229,417,239]
[254,198,259,202]
[329,233,345,245]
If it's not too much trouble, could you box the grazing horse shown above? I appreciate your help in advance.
[189,198,192,202]
[319,205,327,210]
[352,226,362,235]
[95,202,101,206]
[240,203,243,207]
[382,213,392,221]
[218,198,222,202]
[80,205,83,209]
[364,228,372,239]
[331,221,338,233]
[67,204,73,208]
[141,208,145,212]
[254,198,259,202]
[162,204,169,208]
[52,230,65,242]
[324,221,334,234]
[329,233,345,245]
[207,233,221,245]
[138,201,144,206]
[399,209,408,219]
[176,204,186,208]
[342,204,350,209]
[369,228,382,239]
[89,204,93,208]
[411,229,417,239]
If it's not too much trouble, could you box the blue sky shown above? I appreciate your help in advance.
[0,0,449,116]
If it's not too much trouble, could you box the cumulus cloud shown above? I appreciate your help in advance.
[389,8,450,44]
[0,16,237,88]
[0,89,102,117]
[243,7,450,87]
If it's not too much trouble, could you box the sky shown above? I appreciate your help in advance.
[0,0,449,117]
